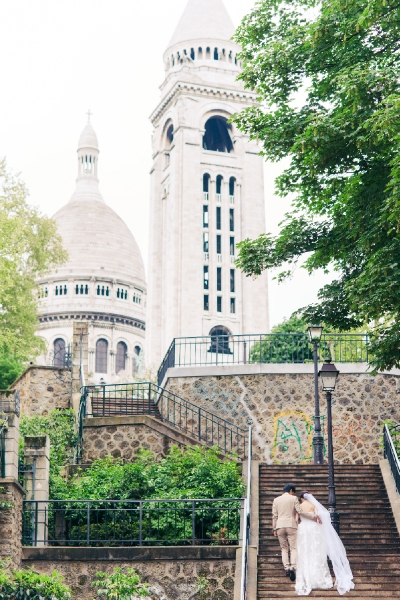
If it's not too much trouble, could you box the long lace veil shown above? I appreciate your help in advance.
[304,493,355,595]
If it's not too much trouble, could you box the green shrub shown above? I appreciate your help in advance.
[92,567,149,599]
[0,567,71,600]
[20,409,76,499]
[62,445,245,501]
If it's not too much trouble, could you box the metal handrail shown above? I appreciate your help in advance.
[75,382,248,462]
[383,424,400,495]
[240,427,252,600]
[0,421,6,478]
[157,333,370,385]
[22,497,244,547]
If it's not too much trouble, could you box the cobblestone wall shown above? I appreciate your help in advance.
[0,480,24,568]
[165,372,400,464]
[23,558,236,599]
[10,366,71,416]
[82,416,206,463]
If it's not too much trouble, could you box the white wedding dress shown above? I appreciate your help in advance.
[296,510,333,595]
[296,494,355,596]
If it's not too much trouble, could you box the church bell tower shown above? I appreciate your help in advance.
[146,0,269,368]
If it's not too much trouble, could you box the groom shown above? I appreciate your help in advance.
[272,483,318,582]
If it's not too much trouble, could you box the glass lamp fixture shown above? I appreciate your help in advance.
[319,360,339,392]
[307,325,323,343]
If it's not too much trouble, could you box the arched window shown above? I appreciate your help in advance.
[214,47,219,60]
[166,123,174,147]
[190,48,195,60]
[208,326,232,355]
[53,338,66,367]
[116,341,127,373]
[203,173,210,193]
[95,339,108,373]
[229,176,236,197]
[216,175,223,195]
[203,117,233,153]
[133,345,142,374]
[206,47,211,59]
[198,47,203,59]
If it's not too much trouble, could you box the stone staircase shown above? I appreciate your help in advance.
[91,396,162,419]
[258,464,400,598]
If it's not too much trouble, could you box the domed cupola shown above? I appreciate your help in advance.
[36,115,147,383]
[163,0,241,82]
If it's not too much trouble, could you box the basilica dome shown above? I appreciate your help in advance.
[36,118,146,384]
[53,193,145,283]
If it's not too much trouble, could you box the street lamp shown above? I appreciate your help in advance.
[307,325,324,464]
[319,360,340,534]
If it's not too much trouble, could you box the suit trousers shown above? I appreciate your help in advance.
[276,527,297,570]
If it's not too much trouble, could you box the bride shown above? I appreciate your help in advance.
[295,491,355,596]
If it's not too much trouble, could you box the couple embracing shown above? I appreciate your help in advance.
[272,483,355,596]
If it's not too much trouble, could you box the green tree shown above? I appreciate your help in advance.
[0,158,67,373]
[232,0,400,372]
[0,353,24,389]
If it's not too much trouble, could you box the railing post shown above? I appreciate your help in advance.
[87,502,90,545]
[192,500,195,545]
[139,501,143,546]
[243,341,247,365]
[102,385,106,417]
[148,382,151,414]
[198,409,201,441]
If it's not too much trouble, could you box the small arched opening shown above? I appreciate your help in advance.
[53,338,66,367]
[203,116,233,153]
[132,345,142,374]
[216,175,223,195]
[229,176,236,197]
[208,326,232,355]
[203,173,211,200]
[116,341,127,373]
[95,339,108,374]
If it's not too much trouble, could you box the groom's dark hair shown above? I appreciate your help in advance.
[283,483,296,493]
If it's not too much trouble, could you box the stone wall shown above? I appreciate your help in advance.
[82,415,212,463]
[164,369,400,464]
[10,366,71,416]
[23,548,236,600]
[0,479,24,568]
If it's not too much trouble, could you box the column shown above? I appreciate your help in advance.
[24,435,50,547]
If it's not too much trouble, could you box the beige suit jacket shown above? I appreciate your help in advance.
[272,493,313,530]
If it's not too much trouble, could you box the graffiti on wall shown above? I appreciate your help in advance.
[271,410,325,464]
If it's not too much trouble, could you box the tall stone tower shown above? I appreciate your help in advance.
[146,0,269,368]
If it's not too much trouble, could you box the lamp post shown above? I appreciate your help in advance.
[307,325,324,465]
[319,360,340,534]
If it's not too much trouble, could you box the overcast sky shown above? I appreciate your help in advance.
[0,0,332,328]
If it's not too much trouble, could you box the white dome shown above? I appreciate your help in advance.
[52,198,145,284]
[167,0,235,49]
[78,121,99,150]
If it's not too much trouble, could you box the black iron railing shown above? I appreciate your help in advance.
[383,423,400,495]
[22,498,243,547]
[75,383,248,462]
[0,422,6,478]
[157,333,369,385]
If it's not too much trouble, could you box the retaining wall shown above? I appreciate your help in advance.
[163,365,400,464]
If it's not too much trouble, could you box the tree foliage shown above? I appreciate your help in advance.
[232,0,400,372]
[0,158,67,366]
[59,445,245,502]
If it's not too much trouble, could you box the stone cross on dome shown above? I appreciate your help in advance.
[86,109,92,122]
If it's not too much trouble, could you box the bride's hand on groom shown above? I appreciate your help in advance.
[314,515,322,524]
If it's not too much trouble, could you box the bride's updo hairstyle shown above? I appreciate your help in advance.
[299,490,310,501]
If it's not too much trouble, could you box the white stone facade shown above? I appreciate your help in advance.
[36,120,146,383]
[146,0,269,368]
